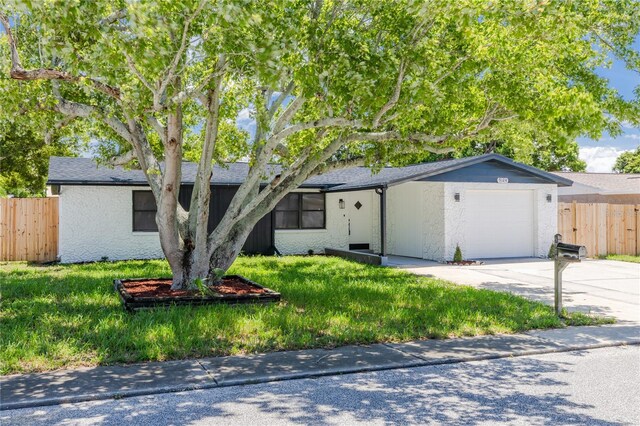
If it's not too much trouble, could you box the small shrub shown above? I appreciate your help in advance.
[193,278,213,296]
[547,243,556,259]
[453,245,463,262]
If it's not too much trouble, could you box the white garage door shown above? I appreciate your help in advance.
[464,190,535,259]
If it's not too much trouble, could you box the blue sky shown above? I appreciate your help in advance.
[577,37,640,172]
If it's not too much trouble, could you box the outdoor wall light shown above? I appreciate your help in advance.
[339,198,345,209]
[546,194,552,203]
[454,193,460,202]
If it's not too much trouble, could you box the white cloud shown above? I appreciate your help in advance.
[237,108,252,121]
[579,146,629,172]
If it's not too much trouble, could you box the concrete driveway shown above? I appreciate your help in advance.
[388,256,640,323]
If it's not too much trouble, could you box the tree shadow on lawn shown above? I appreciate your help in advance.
[3,352,625,425]
[1,257,566,374]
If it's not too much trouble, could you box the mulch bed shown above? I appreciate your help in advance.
[122,277,269,298]
[114,275,280,311]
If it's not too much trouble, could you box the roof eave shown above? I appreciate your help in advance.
[324,183,387,193]
[325,154,573,191]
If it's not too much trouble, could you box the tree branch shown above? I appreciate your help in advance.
[268,80,295,118]
[0,12,121,99]
[43,115,77,144]
[53,97,133,143]
[122,49,156,94]
[372,60,406,128]
[345,131,455,154]
[99,9,127,26]
[146,115,167,143]
[108,150,137,166]
[155,0,207,109]
[189,69,224,270]
[272,95,305,134]
[186,55,227,102]
[433,55,469,87]
[315,157,367,173]
[274,117,364,141]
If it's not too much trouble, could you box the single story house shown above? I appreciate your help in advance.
[552,172,640,204]
[47,153,571,263]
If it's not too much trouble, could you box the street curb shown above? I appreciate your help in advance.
[2,339,638,411]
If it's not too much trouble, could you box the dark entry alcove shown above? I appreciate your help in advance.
[178,185,274,255]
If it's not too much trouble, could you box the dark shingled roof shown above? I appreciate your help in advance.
[47,153,572,190]
[553,172,640,195]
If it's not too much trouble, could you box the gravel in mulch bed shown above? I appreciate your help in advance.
[445,260,485,266]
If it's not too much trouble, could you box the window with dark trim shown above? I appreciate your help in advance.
[132,191,158,232]
[275,193,325,230]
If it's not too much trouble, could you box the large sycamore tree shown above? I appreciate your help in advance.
[1,1,638,288]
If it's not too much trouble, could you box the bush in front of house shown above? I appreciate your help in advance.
[453,245,463,263]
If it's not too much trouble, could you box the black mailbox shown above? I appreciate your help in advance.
[553,234,586,316]
[555,242,587,261]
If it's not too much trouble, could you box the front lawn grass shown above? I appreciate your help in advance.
[0,256,612,374]
[600,254,640,263]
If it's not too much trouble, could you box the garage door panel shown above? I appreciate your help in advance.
[465,190,534,258]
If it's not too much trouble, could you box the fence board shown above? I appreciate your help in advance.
[558,202,638,257]
[607,205,623,255]
[0,197,58,262]
[637,205,640,256]
[623,205,637,255]
[575,203,596,257]
[558,202,575,244]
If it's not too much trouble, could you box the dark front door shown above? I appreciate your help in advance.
[178,185,274,255]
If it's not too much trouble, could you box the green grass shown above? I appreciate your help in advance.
[599,254,640,263]
[0,256,612,375]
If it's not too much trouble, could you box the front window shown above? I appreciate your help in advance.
[275,193,325,229]
[132,191,158,232]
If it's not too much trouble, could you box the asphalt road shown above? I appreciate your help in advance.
[2,346,639,425]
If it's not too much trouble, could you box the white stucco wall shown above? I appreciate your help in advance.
[386,182,445,261]
[274,190,381,255]
[421,183,446,260]
[58,180,558,263]
[59,185,381,261]
[385,181,557,262]
[59,185,163,263]
[442,182,557,261]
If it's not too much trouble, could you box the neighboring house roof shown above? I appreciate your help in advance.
[553,172,640,195]
[47,153,572,189]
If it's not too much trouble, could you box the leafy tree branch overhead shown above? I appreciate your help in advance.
[1,0,638,288]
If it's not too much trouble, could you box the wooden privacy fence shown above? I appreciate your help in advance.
[558,202,640,257]
[0,197,59,262]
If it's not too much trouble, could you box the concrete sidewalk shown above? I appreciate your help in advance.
[2,324,638,411]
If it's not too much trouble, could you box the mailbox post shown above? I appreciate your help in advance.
[553,234,587,316]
